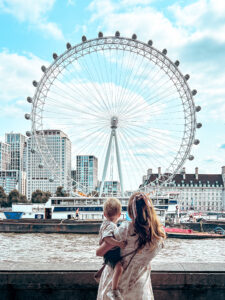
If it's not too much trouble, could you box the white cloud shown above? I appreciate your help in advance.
[0,50,48,102]
[170,0,225,43]
[0,0,64,40]
[67,0,75,6]
[38,22,64,40]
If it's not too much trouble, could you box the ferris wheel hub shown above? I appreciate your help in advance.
[111,116,118,129]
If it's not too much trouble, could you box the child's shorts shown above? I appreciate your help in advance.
[104,247,122,269]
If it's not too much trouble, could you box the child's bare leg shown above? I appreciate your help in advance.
[112,262,123,290]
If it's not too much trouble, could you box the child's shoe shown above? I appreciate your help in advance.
[106,288,123,300]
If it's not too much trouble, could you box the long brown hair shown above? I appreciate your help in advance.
[128,192,166,250]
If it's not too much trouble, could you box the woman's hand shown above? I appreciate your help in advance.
[96,241,114,256]
[118,240,127,249]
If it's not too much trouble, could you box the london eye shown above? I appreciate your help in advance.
[25,32,201,196]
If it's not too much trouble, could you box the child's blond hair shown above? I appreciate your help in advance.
[104,197,122,219]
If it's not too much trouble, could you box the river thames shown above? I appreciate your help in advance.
[1,233,225,264]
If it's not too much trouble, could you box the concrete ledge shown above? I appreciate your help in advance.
[0,263,225,299]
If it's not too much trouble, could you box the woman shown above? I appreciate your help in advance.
[96,192,166,300]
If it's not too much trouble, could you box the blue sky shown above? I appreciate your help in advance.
[0,0,225,176]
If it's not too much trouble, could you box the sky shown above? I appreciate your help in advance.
[0,0,225,177]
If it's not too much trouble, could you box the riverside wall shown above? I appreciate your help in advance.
[0,262,225,300]
[1,219,225,234]
[0,219,101,234]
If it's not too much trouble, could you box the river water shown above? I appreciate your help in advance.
[0,233,225,264]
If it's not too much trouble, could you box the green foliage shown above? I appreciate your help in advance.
[0,186,8,207]
[56,186,69,197]
[0,187,27,207]
[8,189,20,205]
[31,190,52,204]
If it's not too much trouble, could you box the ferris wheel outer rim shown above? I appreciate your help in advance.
[30,35,198,189]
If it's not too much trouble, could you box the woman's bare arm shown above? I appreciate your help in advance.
[104,236,126,248]
[96,241,114,256]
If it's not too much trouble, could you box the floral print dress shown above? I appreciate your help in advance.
[97,221,163,300]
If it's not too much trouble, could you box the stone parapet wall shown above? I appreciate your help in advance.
[0,263,224,300]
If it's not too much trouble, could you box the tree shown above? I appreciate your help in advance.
[42,191,51,203]
[0,186,8,207]
[7,189,20,206]
[56,186,69,197]
[31,189,44,203]
[31,190,51,203]
[20,194,28,203]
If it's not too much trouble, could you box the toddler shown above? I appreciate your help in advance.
[99,197,126,300]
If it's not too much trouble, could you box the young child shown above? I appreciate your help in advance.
[99,197,126,300]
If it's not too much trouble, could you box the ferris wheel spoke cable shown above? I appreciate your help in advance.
[79,54,113,115]
[116,50,147,112]
[123,125,183,153]
[125,125,183,149]
[123,84,182,119]
[118,57,165,115]
[70,126,108,144]
[121,126,177,169]
[46,88,107,120]
[60,59,108,115]
[124,119,184,138]
[118,52,149,114]
[120,85,180,120]
[117,130,146,189]
[75,127,108,157]
[118,128,169,186]
[94,50,114,114]
[42,110,108,126]
[84,51,113,114]
[118,128,160,175]
[114,49,141,112]
[125,122,184,134]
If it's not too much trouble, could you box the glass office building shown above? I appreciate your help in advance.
[76,155,98,195]
[26,130,71,200]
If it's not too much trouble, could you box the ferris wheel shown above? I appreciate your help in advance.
[25,31,201,196]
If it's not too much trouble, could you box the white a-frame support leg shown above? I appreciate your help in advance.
[100,124,124,197]
[114,130,124,196]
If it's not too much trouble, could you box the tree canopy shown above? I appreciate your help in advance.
[56,186,69,197]
[31,190,51,203]
[0,186,8,207]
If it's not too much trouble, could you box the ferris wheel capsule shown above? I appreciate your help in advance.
[184,74,190,81]
[197,123,202,128]
[194,139,200,145]
[25,113,30,120]
[115,31,120,37]
[53,53,58,60]
[174,60,180,67]
[26,131,31,137]
[82,35,87,42]
[195,106,201,112]
[38,163,44,169]
[98,32,103,38]
[148,40,153,46]
[33,80,38,87]
[27,97,32,103]
[192,89,197,96]
[49,177,54,182]
[31,148,36,154]
[162,49,167,55]
[66,43,71,49]
[41,66,47,73]
[132,34,137,40]
[189,155,194,160]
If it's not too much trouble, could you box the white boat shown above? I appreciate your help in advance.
[9,193,179,224]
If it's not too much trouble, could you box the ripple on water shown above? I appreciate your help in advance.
[0,233,224,264]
